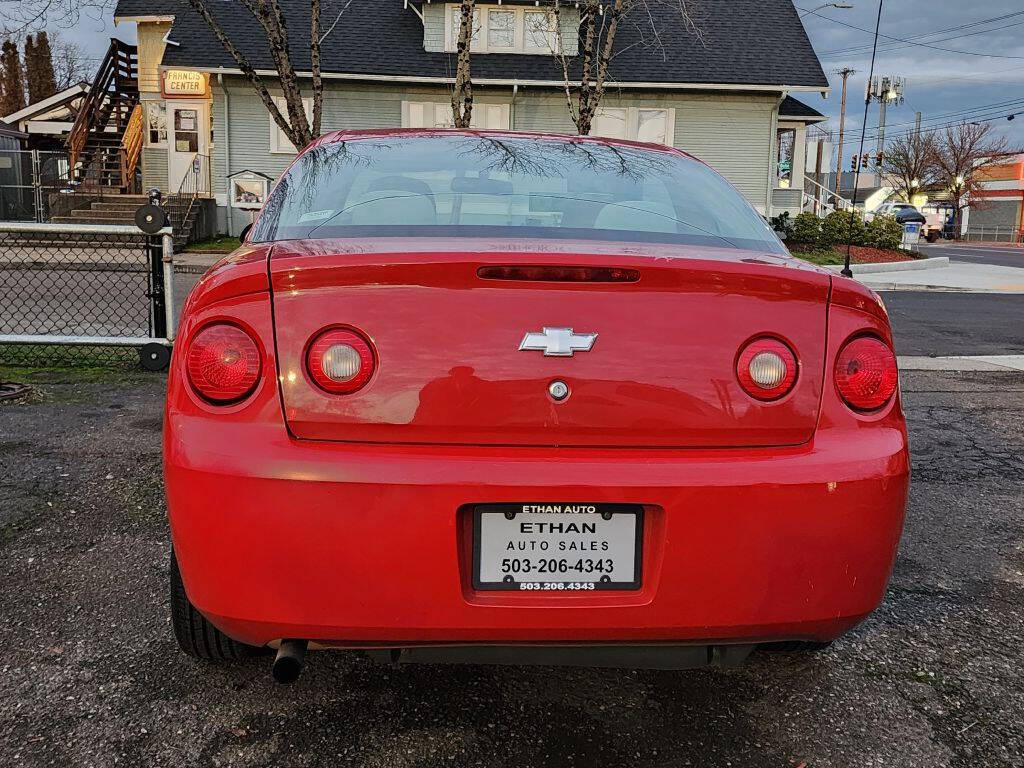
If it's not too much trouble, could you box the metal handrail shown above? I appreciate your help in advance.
[164,153,211,243]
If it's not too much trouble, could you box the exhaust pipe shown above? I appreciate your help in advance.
[272,639,308,684]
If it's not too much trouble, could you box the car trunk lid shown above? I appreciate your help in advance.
[270,239,830,448]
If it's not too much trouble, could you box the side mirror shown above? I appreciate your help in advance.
[239,223,252,243]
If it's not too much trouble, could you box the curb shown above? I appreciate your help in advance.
[825,256,949,274]
[863,282,1024,294]
[899,355,1024,372]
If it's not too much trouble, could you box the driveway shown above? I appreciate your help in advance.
[1,367,1022,767]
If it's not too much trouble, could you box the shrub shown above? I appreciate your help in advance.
[820,210,866,247]
[769,211,794,241]
[865,214,903,250]
[791,212,822,245]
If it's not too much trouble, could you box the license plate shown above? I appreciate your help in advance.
[473,504,643,591]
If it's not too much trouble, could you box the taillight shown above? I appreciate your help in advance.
[834,335,898,411]
[736,338,798,401]
[186,323,262,404]
[306,328,375,394]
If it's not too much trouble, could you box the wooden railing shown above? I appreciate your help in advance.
[120,104,143,190]
[66,38,138,179]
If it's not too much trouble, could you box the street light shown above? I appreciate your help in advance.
[800,3,854,16]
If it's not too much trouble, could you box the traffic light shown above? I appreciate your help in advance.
[851,155,858,171]
[876,152,884,168]
[861,153,870,170]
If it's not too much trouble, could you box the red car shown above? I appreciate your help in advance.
[165,130,909,682]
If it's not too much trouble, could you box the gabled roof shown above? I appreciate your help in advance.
[114,0,828,90]
[779,95,826,122]
[2,83,88,124]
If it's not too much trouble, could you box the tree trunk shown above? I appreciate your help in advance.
[451,0,476,129]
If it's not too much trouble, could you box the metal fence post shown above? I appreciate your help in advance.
[148,233,167,341]
[31,149,42,223]
[162,232,176,342]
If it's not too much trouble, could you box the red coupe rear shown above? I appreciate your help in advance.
[164,130,908,680]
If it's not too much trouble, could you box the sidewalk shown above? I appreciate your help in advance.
[899,355,1024,372]
[829,260,1024,293]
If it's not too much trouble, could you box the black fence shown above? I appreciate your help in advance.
[0,223,173,367]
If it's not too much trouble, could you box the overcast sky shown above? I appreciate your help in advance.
[8,0,1024,162]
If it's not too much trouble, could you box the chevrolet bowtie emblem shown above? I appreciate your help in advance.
[519,327,598,357]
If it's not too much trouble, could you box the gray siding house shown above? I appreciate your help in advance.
[113,0,830,235]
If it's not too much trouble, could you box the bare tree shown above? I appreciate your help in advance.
[450,0,476,129]
[883,130,939,204]
[49,33,92,89]
[186,0,353,151]
[932,121,1010,239]
[547,0,701,135]
[0,0,113,37]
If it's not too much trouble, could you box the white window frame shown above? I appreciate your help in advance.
[144,100,167,147]
[401,100,511,131]
[269,95,313,154]
[592,106,677,146]
[445,3,559,55]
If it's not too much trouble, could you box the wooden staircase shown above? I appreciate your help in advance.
[66,39,141,193]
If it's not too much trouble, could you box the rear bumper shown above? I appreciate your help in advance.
[165,418,909,649]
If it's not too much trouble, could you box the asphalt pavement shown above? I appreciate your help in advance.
[919,243,1024,269]
[880,292,1024,356]
[1,367,1022,767]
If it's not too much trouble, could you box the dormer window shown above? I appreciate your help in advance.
[445,3,559,55]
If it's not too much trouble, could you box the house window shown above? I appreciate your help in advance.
[448,6,482,52]
[146,101,167,146]
[524,10,558,52]
[592,107,675,146]
[270,95,313,154]
[446,4,558,54]
[402,101,511,131]
[777,127,796,188]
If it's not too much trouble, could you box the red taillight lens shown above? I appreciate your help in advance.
[186,323,262,404]
[306,328,375,394]
[834,335,898,411]
[736,338,798,401]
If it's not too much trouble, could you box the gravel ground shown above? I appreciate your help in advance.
[0,367,1022,768]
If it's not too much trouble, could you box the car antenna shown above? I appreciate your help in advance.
[843,0,885,279]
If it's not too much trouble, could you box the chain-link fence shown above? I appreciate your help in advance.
[0,149,74,223]
[0,222,175,367]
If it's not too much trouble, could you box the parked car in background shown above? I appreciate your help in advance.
[165,130,909,683]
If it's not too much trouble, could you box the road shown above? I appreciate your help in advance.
[879,292,1024,356]
[1,367,1022,767]
[920,242,1024,269]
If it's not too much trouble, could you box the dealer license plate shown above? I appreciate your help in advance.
[473,504,643,591]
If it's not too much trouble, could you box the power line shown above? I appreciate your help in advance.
[817,10,1024,57]
[804,8,1024,59]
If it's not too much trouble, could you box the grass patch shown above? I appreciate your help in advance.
[184,235,241,253]
[790,246,844,265]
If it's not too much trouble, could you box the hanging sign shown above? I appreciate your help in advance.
[162,70,207,98]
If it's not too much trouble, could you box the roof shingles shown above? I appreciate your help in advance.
[115,0,828,88]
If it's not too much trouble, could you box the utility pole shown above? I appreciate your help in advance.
[867,75,905,182]
[833,67,855,201]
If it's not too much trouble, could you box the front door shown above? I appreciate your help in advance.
[167,101,209,192]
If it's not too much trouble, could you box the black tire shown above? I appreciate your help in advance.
[760,640,834,653]
[170,550,267,660]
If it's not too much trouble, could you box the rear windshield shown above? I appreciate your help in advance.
[250,134,786,254]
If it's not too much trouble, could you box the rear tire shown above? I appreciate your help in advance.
[170,550,266,660]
